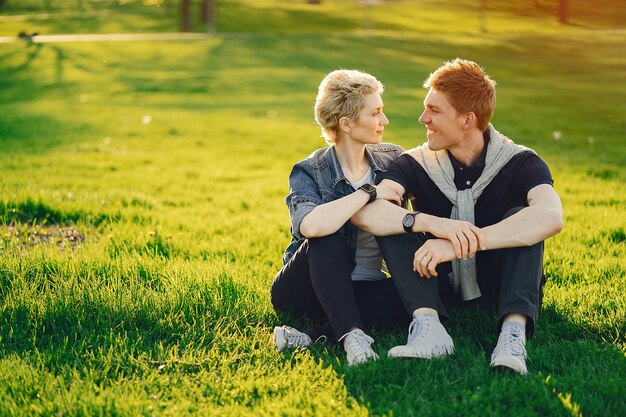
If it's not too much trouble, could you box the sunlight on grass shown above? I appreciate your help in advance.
[0,0,625,416]
[544,375,584,417]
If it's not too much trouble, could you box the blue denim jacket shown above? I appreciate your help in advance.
[283,142,405,266]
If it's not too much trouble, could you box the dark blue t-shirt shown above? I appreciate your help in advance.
[384,150,554,228]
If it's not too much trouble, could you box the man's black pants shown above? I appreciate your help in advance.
[379,208,546,336]
[270,233,409,341]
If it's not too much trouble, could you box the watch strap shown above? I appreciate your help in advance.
[359,184,377,204]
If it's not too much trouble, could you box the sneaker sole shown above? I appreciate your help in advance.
[388,345,454,359]
[490,356,528,375]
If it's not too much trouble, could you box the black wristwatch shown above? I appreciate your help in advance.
[402,211,420,233]
[359,183,377,204]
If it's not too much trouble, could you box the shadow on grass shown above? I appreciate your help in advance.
[0,270,268,371]
[1,0,179,34]
[0,198,121,226]
[215,0,361,33]
[2,261,622,417]
[4,0,626,34]
[1,28,624,169]
[297,303,625,417]
[271,290,626,415]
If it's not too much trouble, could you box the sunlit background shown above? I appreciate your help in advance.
[0,1,624,416]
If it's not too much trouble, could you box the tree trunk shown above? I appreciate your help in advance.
[200,0,216,32]
[559,0,569,24]
[181,0,192,32]
[479,0,487,33]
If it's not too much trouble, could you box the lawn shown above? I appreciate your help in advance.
[0,0,624,416]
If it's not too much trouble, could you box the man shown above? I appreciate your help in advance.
[352,59,563,375]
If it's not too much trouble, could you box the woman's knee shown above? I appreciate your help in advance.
[308,232,344,247]
[307,232,349,258]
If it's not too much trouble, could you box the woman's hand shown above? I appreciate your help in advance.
[413,238,456,278]
[375,185,403,206]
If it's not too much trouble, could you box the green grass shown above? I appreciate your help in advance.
[0,1,625,416]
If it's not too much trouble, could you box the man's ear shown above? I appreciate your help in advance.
[339,116,351,134]
[463,112,477,129]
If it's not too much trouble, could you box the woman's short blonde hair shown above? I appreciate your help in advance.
[314,69,384,145]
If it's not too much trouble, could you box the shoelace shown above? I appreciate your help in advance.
[344,331,375,361]
[502,324,526,356]
[284,327,310,348]
[407,316,433,345]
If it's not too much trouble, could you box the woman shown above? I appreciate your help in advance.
[270,69,409,365]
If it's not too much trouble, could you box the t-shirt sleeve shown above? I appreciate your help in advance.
[516,152,554,197]
[382,154,417,194]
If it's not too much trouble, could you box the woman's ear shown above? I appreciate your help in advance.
[339,116,351,134]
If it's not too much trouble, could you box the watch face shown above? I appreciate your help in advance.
[403,213,414,228]
[361,184,375,193]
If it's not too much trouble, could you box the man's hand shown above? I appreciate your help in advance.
[427,217,485,259]
[375,185,403,206]
[413,238,457,278]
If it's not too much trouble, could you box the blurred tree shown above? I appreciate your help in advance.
[181,0,192,32]
[559,0,570,23]
[479,0,487,32]
[200,0,216,32]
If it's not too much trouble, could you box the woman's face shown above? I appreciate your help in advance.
[347,93,389,145]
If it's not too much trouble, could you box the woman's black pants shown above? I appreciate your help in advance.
[270,232,409,342]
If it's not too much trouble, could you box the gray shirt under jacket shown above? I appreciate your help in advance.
[348,167,388,282]
[283,142,404,267]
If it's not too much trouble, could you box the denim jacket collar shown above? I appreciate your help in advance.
[326,146,386,188]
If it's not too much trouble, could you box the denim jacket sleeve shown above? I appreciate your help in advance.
[286,160,321,241]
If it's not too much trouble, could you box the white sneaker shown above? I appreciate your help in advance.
[388,314,454,359]
[341,329,379,366]
[490,321,528,375]
[273,326,312,351]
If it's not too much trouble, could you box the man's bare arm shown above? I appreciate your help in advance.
[481,184,563,250]
[413,184,563,278]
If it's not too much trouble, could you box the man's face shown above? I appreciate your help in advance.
[418,88,466,152]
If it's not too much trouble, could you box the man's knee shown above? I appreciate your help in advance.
[377,233,426,255]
